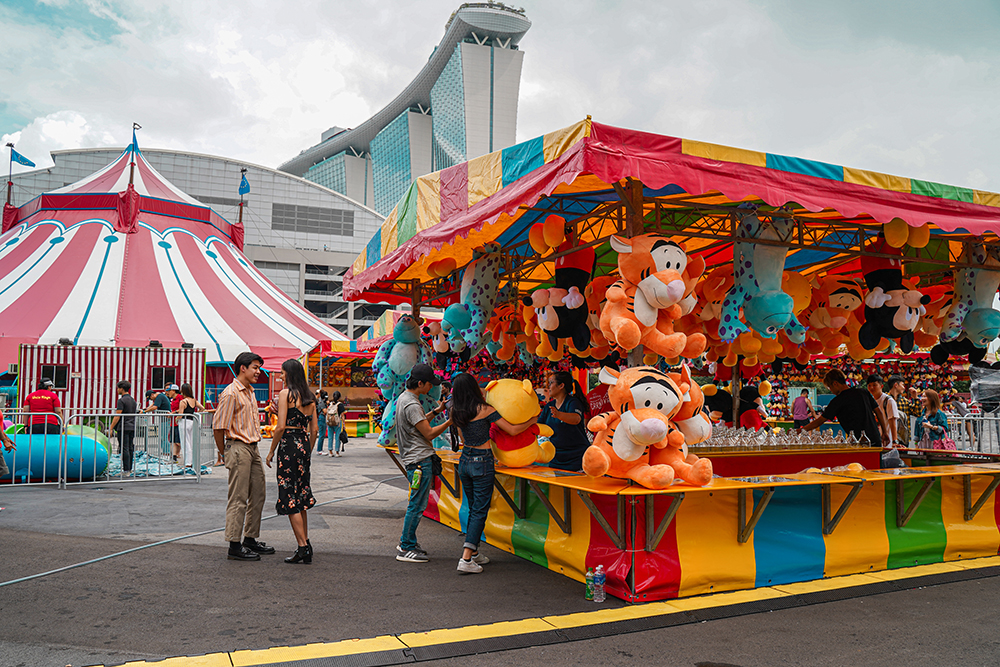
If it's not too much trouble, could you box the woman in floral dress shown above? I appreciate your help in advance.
[265,359,318,564]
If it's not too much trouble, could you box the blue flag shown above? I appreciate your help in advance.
[10,148,35,168]
[239,173,250,195]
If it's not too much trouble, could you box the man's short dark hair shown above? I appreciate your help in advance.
[866,374,883,386]
[801,389,809,395]
[117,380,131,392]
[824,369,847,386]
[234,352,264,375]
[405,377,422,390]
[888,375,905,390]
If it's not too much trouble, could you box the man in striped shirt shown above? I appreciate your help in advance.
[214,352,275,561]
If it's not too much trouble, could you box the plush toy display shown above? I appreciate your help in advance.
[448,244,502,358]
[858,235,930,353]
[485,303,522,362]
[600,234,704,359]
[584,275,617,360]
[583,365,713,489]
[719,208,806,344]
[484,379,555,467]
[936,243,1000,357]
[373,314,433,445]
[524,239,594,354]
[802,276,865,355]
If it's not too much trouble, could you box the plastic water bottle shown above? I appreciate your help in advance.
[585,567,594,601]
[409,467,422,490]
[593,564,606,603]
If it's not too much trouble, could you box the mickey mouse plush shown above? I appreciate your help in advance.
[858,235,930,353]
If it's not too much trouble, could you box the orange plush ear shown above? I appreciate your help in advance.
[485,380,499,393]
[609,235,633,254]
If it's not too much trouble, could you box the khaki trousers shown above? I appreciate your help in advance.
[224,439,266,543]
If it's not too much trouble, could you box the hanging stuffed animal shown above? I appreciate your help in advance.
[373,314,433,445]
[523,239,594,355]
[599,234,701,359]
[584,275,618,360]
[719,208,806,344]
[858,234,930,353]
[583,365,712,489]
[449,243,501,357]
[653,253,708,361]
[935,243,1000,358]
[485,302,522,362]
[801,275,865,355]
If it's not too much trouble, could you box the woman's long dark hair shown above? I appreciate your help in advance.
[180,383,194,399]
[451,373,489,430]
[281,359,314,407]
[552,371,590,421]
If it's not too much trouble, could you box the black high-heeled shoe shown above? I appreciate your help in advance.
[284,546,311,564]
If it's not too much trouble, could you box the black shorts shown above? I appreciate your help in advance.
[793,419,810,428]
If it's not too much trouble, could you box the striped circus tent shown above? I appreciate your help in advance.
[0,138,346,369]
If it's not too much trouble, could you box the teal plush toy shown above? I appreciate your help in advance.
[373,314,433,445]
[719,208,806,343]
[940,243,1000,347]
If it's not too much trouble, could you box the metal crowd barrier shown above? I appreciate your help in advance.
[0,409,204,488]
[944,413,1000,454]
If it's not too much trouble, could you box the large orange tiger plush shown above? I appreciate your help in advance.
[583,365,713,489]
[599,234,703,359]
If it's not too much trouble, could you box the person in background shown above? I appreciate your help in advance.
[901,386,924,447]
[265,359,318,564]
[450,373,536,574]
[23,379,62,434]
[915,389,949,448]
[143,389,172,456]
[540,371,590,472]
[395,364,451,563]
[175,383,204,469]
[166,384,182,462]
[867,374,899,446]
[213,351,275,562]
[314,389,328,455]
[110,381,138,476]
[887,376,912,446]
[326,391,346,457]
[0,419,13,479]
[791,389,816,429]
[801,369,886,446]
[944,394,975,448]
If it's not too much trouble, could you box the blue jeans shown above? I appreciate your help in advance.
[328,422,344,453]
[458,449,495,551]
[399,457,434,550]
[316,415,327,451]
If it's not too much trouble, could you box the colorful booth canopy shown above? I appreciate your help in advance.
[344,118,1000,304]
[0,141,347,369]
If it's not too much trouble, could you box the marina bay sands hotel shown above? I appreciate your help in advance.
[280,3,532,216]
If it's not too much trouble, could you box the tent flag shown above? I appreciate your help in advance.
[239,173,250,196]
[10,148,35,168]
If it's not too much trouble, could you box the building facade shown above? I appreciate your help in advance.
[280,3,531,215]
[6,148,388,338]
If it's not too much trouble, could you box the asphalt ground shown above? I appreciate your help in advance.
[0,438,999,667]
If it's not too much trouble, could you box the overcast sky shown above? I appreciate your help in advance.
[2,0,998,195]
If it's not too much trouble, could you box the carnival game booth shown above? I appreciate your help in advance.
[0,137,346,483]
[346,118,1000,601]
[307,339,379,437]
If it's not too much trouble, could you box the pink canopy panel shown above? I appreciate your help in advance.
[0,141,346,369]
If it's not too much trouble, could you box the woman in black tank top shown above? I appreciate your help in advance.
[174,383,204,469]
[450,373,537,574]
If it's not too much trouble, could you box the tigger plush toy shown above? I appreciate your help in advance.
[583,365,713,489]
[599,234,705,359]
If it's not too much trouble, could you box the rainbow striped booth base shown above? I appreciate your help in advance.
[386,449,1000,602]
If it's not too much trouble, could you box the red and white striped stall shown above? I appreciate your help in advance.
[17,345,205,412]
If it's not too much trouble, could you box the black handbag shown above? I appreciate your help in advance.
[340,428,348,445]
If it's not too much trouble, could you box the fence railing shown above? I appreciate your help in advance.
[0,409,206,488]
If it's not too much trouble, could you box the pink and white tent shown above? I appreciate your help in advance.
[0,139,346,369]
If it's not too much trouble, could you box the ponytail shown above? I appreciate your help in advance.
[552,371,590,421]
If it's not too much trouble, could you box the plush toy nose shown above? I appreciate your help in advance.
[666,279,685,303]
[622,412,669,445]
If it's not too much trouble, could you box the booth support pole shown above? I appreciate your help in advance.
[621,178,646,368]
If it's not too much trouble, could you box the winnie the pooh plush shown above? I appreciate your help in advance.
[484,379,555,467]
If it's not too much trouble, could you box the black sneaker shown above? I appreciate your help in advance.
[243,538,276,555]
[396,547,429,563]
[227,546,260,561]
[396,544,428,557]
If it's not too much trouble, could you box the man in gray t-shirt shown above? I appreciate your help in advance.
[395,364,451,563]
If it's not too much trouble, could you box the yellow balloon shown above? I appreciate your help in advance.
[884,217,909,248]
[908,222,930,249]
[543,215,566,248]
[529,224,548,254]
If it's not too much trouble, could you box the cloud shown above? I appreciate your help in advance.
[0,0,998,194]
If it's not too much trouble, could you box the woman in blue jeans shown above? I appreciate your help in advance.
[315,390,328,453]
[450,373,536,574]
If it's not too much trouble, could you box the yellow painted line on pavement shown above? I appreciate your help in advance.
[107,556,1000,667]
[230,635,408,666]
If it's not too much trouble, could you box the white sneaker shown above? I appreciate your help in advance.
[471,552,490,565]
[457,558,483,574]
